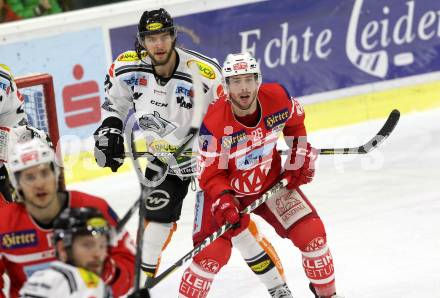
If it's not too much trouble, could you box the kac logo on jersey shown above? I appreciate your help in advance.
[231,162,271,194]
[264,108,290,129]
[1,229,38,249]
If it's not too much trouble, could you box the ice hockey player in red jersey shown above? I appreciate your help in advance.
[0,138,135,298]
[178,52,340,298]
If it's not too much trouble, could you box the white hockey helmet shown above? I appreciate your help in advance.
[7,138,60,190]
[222,52,262,84]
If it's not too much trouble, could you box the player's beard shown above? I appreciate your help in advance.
[230,91,258,112]
[148,40,176,66]
[85,260,104,275]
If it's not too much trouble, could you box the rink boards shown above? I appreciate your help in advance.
[1,0,440,183]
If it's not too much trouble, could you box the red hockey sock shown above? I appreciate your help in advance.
[302,241,336,297]
[288,217,336,297]
[179,262,215,298]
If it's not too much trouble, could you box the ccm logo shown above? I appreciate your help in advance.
[145,190,170,210]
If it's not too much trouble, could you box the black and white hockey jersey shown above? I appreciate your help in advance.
[19,261,113,298]
[0,64,25,127]
[102,48,223,176]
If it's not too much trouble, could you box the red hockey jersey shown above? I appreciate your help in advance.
[198,83,306,207]
[0,191,135,298]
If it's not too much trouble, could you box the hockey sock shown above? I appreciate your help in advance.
[232,220,287,290]
[141,221,176,277]
[288,217,336,297]
[179,262,215,298]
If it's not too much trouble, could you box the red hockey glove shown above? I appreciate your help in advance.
[211,192,250,237]
[211,192,240,227]
[283,141,318,190]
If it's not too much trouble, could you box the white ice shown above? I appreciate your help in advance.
[70,108,440,298]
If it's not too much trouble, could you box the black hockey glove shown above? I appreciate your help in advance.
[94,117,125,172]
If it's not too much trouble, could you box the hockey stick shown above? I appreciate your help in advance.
[127,109,400,159]
[123,62,206,295]
[316,109,400,155]
[141,110,400,290]
[143,178,288,290]
[118,108,400,234]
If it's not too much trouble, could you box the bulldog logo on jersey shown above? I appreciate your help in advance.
[138,111,177,137]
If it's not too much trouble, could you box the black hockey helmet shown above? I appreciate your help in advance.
[137,8,176,38]
[53,207,112,247]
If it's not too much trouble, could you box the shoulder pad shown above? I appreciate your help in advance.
[116,51,148,62]
[0,64,13,89]
[187,59,217,80]
[179,48,222,80]
[0,63,13,79]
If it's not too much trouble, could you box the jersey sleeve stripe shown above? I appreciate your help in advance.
[18,293,46,298]
[0,71,13,88]
[51,266,78,294]
[115,65,153,77]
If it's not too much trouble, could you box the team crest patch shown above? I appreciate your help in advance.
[138,111,177,137]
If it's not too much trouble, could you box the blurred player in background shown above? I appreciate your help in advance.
[0,138,135,298]
[0,64,27,204]
[19,207,114,298]
[0,64,52,206]
[93,8,292,296]
[179,52,341,298]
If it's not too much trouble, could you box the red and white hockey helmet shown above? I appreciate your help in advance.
[222,52,262,84]
[7,138,60,190]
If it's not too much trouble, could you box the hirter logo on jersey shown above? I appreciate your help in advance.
[1,229,38,249]
[222,130,248,149]
[264,108,290,129]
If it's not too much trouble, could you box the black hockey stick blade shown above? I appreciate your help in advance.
[129,109,401,158]
[318,109,400,155]
[145,179,288,289]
